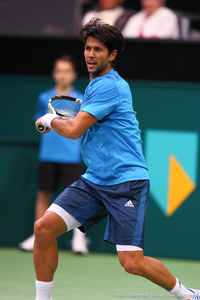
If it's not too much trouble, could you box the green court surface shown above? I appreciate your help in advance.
[0,248,199,300]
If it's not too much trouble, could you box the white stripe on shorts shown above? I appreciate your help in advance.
[47,203,81,231]
[116,245,143,251]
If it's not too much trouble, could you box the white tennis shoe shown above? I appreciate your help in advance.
[71,228,89,255]
[18,234,35,251]
[188,289,200,300]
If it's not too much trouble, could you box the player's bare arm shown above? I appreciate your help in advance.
[35,110,98,139]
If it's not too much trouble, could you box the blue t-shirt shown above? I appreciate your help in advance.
[80,69,149,185]
[34,88,83,164]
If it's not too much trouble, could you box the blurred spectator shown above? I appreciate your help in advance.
[122,0,180,39]
[190,14,200,40]
[19,55,89,255]
[81,0,135,31]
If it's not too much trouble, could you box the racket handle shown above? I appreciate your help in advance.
[37,125,47,132]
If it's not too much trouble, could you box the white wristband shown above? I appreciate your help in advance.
[41,113,58,129]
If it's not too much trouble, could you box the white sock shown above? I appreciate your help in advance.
[169,278,195,300]
[35,280,54,300]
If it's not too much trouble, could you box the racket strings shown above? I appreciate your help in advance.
[52,99,81,117]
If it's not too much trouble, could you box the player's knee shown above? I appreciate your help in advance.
[123,262,144,276]
[122,258,145,276]
[34,218,51,245]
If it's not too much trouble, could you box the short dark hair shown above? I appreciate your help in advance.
[53,55,78,73]
[79,18,124,67]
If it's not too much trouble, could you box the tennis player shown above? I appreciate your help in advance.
[34,18,199,300]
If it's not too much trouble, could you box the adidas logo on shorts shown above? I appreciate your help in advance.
[124,200,135,207]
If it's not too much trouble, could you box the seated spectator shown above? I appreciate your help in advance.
[82,0,135,31]
[122,0,180,39]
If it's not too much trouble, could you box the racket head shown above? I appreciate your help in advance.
[48,95,82,118]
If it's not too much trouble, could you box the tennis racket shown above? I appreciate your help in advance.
[37,95,82,132]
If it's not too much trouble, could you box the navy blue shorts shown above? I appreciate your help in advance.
[54,177,149,248]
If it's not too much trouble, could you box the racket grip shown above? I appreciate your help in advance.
[37,125,47,132]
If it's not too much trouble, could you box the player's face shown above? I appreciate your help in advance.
[84,36,117,80]
[141,0,163,15]
[52,61,77,88]
[99,0,124,10]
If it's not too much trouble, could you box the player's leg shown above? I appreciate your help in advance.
[118,250,176,290]
[34,210,77,300]
[34,177,107,300]
[34,207,82,300]
[107,180,176,290]
[34,211,67,281]
[117,249,198,300]
[102,179,199,300]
